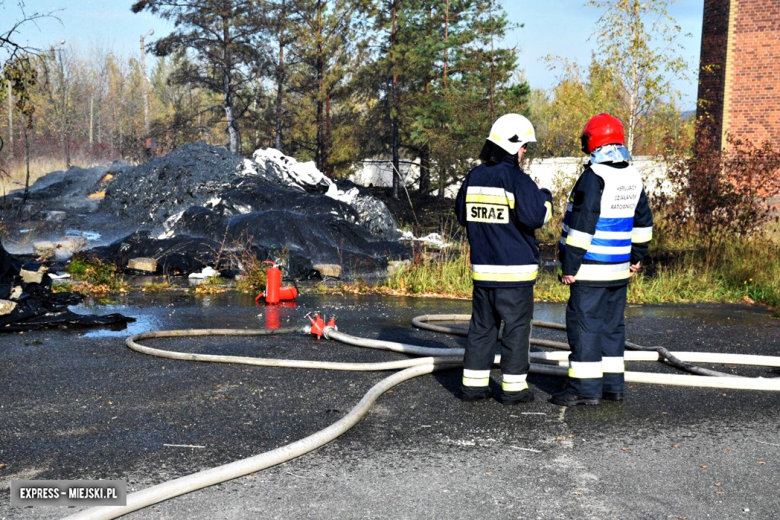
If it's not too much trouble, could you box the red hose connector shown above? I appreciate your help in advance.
[307,312,327,339]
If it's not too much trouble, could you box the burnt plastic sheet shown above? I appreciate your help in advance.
[0,286,135,333]
[171,207,406,279]
[334,179,399,239]
[98,143,246,231]
[1,143,407,280]
[214,178,362,222]
[0,241,135,333]
[89,231,221,276]
[0,238,22,299]
[1,306,135,332]
[96,143,400,242]
[188,209,405,279]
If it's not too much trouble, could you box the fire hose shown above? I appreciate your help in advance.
[65,314,780,519]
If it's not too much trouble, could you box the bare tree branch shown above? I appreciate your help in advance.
[0,1,62,68]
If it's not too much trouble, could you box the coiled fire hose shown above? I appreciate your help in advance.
[65,315,780,519]
[412,315,745,378]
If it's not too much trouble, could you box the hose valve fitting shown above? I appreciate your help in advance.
[307,312,327,339]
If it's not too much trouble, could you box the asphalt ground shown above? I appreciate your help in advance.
[1,292,779,519]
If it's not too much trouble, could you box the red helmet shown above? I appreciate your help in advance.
[580,113,625,154]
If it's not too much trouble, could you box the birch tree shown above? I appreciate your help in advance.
[587,0,689,154]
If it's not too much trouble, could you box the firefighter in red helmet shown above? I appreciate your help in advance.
[551,113,653,406]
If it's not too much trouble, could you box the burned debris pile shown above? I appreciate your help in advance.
[1,143,408,280]
[0,239,134,333]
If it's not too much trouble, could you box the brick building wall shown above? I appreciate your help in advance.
[697,0,780,149]
[727,0,780,147]
[696,0,731,149]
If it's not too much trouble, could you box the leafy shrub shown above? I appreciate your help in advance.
[658,125,780,265]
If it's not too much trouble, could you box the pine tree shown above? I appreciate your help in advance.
[287,0,371,175]
[131,0,266,154]
[398,0,523,196]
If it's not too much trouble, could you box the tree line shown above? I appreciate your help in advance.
[1,0,692,199]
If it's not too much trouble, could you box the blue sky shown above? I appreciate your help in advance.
[7,0,704,109]
[3,1,173,58]
[506,1,704,110]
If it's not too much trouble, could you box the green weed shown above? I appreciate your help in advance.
[235,264,268,295]
[140,281,173,293]
[64,257,128,295]
[379,241,472,298]
[191,275,228,295]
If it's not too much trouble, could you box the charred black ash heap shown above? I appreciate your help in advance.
[1,143,408,280]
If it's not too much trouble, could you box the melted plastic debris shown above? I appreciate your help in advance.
[398,231,452,248]
[89,232,221,276]
[189,266,220,279]
[0,239,134,333]
[1,143,405,278]
[65,230,102,241]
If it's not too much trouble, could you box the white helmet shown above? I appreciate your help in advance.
[486,114,537,155]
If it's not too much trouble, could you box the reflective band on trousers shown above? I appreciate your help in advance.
[465,186,516,208]
[502,373,529,392]
[557,261,630,282]
[568,361,603,379]
[463,369,490,387]
[631,226,653,243]
[602,356,625,374]
[472,264,539,282]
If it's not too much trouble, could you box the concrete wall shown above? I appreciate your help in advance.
[525,157,669,196]
[350,156,669,198]
[348,160,420,189]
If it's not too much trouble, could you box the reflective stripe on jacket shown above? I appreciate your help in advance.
[558,162,653,286]
[456,155,553,288]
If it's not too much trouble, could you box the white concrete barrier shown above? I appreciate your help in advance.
[349,156,670,198]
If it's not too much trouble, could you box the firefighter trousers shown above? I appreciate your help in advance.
[462,285,533,395]
[565,283,627,398]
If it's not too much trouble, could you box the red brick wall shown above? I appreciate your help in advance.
[696,0,731,149]
[727,0,780,148]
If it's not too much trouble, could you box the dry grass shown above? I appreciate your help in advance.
[379,240,472,297]
[0,157,68,195]
[329,231,780,312]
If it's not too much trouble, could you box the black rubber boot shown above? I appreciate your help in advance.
[461,387,492,402]
[550,389,600,407]
[602,391,624,402]
[499,388,535,405]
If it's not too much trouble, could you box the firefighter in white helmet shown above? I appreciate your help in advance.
[552,113,653,406]
[455,114,553,404]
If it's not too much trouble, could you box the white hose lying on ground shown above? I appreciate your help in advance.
[65,315,780,519]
